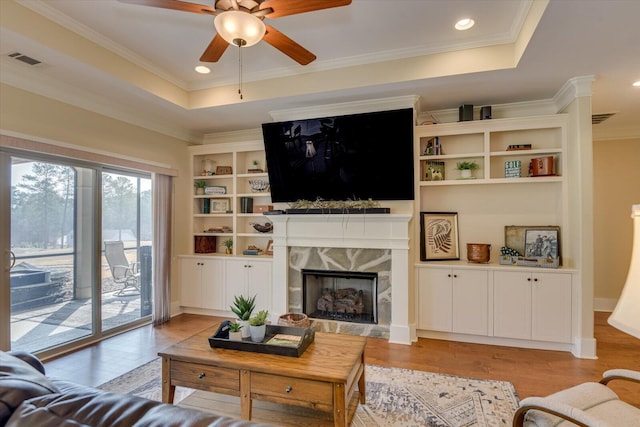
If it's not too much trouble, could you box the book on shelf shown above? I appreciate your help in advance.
[506,144,532,151]
[266,334,302,347]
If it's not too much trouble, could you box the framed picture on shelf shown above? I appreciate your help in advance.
[421,160,445,181]
[210,198,230,213]
[204,185,226,195]
[420,212,459,261]
[215,166,233,175]
[505,225,561,261]
[265,239,273,255]
[524,229,559,259]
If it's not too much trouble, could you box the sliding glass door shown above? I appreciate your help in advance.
[101,171,152,331]
[8,156,97,353]
[1,150,153,355]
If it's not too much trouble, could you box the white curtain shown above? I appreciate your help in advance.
[152,174,172,326]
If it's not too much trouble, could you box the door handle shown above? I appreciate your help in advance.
[9,250,16,269]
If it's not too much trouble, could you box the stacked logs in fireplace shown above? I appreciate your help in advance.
[312,287,374,323]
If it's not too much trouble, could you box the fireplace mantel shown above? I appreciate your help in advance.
[269,213,414,344]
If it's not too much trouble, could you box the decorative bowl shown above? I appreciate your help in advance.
[249,179,270,193]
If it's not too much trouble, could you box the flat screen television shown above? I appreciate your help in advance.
[261,108,414,203]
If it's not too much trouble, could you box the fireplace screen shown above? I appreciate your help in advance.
[302,269,378,324]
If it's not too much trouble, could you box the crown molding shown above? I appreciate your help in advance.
[553,75,595,113]
[202,129,264,144]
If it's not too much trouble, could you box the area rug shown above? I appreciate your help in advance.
[98,358,519,426]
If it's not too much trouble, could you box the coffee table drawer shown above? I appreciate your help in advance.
[251,372,333,406]
[171,361,239,392]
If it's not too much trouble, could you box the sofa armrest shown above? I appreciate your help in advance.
[7,351,45,375]
[513,397,607,427]
[601,369,640,385]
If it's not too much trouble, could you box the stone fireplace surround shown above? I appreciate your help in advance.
[269,213,412,344]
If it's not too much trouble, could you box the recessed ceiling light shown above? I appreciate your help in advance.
[195,65,211,74]
[633,81,640,87]
[455,18,475,31]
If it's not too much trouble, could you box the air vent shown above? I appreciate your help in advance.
[592,113,616,125]
[7,52,42,66]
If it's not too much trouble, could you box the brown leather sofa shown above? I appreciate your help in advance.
[0,351,268,427]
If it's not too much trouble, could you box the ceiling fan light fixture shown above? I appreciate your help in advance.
[633,81,640,87]
[214,10,265,47]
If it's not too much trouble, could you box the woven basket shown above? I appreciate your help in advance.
[277,313,310,328]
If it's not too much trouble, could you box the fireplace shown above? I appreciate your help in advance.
[302,269,378,325]
[269,213,413,344]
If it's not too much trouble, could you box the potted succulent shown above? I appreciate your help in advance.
[228,321,243,341]
[194,180,206,195]
[248,309,269,342]
[223,238,233,255]
[230,294,256,338]
[456,161,479,179]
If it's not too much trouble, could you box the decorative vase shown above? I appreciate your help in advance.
[460,169,472,179]
[195,188,204,195]
[225,247,232,255]
[238,320,251,338]
[250,324,266,342]
[228,331,242,342]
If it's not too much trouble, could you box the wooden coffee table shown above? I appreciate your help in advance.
[158,323,367,426]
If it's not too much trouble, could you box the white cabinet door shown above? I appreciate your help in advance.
[246,260,272,312]
[201,258,225,310]
[180,258,203,308]
[417,268,452,332]
[531,272,572,343]
[224,259,272,313]
[494,270,571,343]
[452,269,489,335]
[493,271,532,340]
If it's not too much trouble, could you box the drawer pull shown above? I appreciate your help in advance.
[198,372,206,379]
[285,386,292,393]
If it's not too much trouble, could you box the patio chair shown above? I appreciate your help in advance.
[104,241,140,296]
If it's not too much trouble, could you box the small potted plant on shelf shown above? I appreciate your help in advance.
[249,309,269,342]
[194,180,206,195]
[456,161,479,179]
[227,321,243,341]
[223,238,233,255]
[230,294,256,338]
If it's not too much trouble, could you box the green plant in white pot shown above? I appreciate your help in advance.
[248,310,269,343]
[228,321,243,342]
[230,295,256,338]
[456,161,479,179]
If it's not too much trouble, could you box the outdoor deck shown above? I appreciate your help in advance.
[10,289,144,353]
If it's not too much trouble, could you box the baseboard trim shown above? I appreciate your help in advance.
[593,298,617,312]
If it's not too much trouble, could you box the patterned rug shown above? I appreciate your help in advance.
[98,359,519,426]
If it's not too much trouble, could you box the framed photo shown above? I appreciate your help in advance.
[215,166,233,175]
[524,229,559,259]
[210,198,230,213]
[420,212,459,261]
[505,225,561,261]
[421,160,445,181]
[265,239,273,256]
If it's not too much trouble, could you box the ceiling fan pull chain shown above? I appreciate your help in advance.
[238,44,243,100]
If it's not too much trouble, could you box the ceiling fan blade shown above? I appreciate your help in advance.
[259,0,351,19]
[118,0,216,15]
[200,34,229,62]
[263,25,316,65]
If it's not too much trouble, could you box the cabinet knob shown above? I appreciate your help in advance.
[198,372,206,379]
[533,277,538,282]
[453,274,458,278]
[285,386,292,393]
[448,274,452,278]
[527,277,531,281]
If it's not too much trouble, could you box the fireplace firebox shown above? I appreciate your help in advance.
[302,269,378,325]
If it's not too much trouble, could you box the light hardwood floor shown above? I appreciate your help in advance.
[44,311,640,408]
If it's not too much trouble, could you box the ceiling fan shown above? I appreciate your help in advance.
[118,0,352,65]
